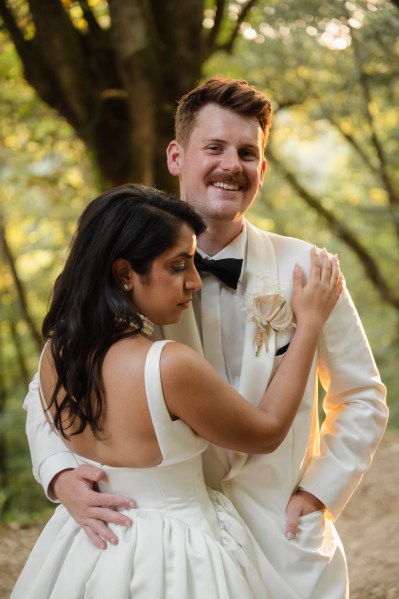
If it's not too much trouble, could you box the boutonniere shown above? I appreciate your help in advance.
[243,287,296,356]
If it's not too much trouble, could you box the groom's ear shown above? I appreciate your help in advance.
[166,140,183,176]
[258,158,267,189]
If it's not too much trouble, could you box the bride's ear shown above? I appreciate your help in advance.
[112,258,134,292]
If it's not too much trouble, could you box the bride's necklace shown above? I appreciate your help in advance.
[115,313,154,337]
[135,313,154,337]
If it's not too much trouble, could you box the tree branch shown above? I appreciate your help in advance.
[359,71,399,202]
[0,216,42,351]
[349,22,399,240]
[218,0,258,54]
[77,0,103,35]
[8,316,31,387]
[1,1,72,129]
[328,115,399,236]
[27,0,96,131]
[0,0,46,84]
[203,0,226,59]
[268,148,399,311]
[0,0,27,55]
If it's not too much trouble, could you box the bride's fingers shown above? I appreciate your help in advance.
[309,246,321,281]
[292,262,304,293]
[319,248,333,286]
[330,255,341,289]
[307,247,343,295]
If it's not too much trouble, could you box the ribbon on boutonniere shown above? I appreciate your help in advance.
[243,291,296,356]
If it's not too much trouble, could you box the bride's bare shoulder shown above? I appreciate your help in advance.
[102,336,151,374]
[160,342,214,384]
[161,341,202,363]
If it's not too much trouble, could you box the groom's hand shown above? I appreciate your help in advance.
[285,489,325,541]
[50,465,136,550]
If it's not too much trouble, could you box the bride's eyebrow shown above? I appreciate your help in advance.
[170,252,194,260]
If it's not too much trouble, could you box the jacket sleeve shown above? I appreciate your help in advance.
[23,372,78,501]
[299,285,388,520]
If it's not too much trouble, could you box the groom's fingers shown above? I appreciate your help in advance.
[85,502,136,525]
[82,514,131,549]
[285,495,302,541]
[52,465,136,548]
[80,502,136,548]
[285,490,326,541]
[83,522,111,550]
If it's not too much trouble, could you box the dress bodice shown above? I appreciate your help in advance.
[76,341,218,538]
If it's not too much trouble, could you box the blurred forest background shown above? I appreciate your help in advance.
[0,0,398,524]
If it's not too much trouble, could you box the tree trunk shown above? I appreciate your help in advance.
[0,0,209,190]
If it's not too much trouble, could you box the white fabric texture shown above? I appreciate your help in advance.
[195,225,247,387]
[13,341,300,599]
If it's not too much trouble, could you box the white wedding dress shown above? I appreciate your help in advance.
[11,341,298,599]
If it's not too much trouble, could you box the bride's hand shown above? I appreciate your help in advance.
[291,246,343,332]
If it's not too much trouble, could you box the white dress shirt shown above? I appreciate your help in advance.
[193,224,247,391]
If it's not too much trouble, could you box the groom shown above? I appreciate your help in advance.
[24,78,387,598]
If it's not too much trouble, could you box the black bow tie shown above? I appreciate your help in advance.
[194,252,243,290]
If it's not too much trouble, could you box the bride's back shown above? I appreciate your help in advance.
[40,337,164,468]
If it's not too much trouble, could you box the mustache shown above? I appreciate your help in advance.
[205,172,250,189]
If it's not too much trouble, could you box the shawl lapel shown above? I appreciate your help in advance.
[224,221,279,480]
[238,221,278,403]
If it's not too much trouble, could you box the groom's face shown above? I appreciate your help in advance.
[167,103,266,225]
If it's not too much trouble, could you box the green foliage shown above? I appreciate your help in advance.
[1,393,53,522]
[0,0,398,523]
[0,33,99,523]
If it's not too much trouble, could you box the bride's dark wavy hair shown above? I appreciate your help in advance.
[43,183,206,439]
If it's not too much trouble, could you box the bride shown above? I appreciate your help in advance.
[11,183,342,598]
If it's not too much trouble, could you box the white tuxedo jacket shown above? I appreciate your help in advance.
[160,221,388,598]
[24,220,387,599]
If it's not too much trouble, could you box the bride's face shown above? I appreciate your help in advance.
[131,224,202,325]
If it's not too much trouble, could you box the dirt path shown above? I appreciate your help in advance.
[1,432,398,598]
[335,431,399,598]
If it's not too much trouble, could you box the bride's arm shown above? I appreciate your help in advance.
[162,248,343,452]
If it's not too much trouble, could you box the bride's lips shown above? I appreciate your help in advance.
[178,298,192,309]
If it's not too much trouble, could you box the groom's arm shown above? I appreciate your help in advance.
[24,372,137,548]
[24,372,78,492]
[285,286,387,538]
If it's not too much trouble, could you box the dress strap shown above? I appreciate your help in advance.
[37,341,55,425]
[144,339,174,436]
[37,343,48,405]
[144,340,208,465]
